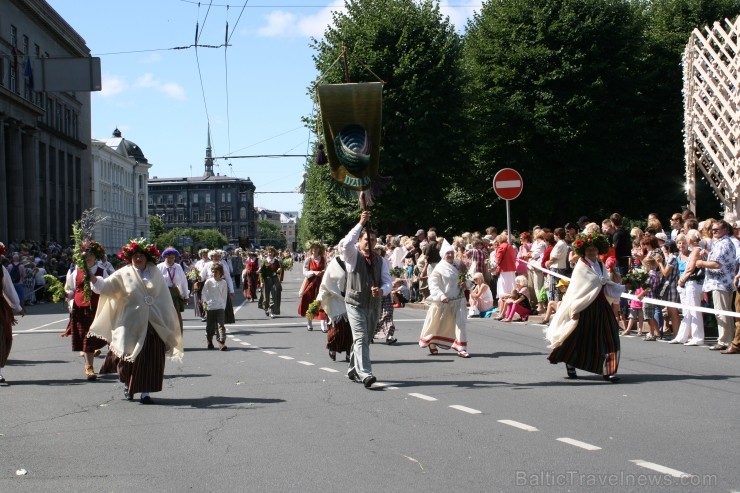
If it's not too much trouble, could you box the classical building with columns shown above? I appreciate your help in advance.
[0,0,92,243]
[91,129,151,252]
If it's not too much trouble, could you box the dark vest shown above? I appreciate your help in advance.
[345,252,382,310]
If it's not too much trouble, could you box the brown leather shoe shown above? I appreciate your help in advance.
[720,346,740,354]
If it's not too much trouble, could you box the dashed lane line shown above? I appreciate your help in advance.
[278,355,295,360]
[498,419,539,432]
[263,350,277,355]
[297,361,315,366]
[409,393,438,402]
[557,438,601,451]
[320,367,340,373]
[449,405,482,415]
[629,460,692,478]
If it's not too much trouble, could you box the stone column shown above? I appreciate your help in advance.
[6,123,25,241]
[22,128,39,240]
[0,121,8,241]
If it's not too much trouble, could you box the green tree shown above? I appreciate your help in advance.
[463,0,648,228]
[257,220,286,249]
[149,215,165,240]
[303,0,469,237]
[153,228,228,252]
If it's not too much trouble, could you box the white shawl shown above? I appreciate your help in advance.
[545,258,623,349]
[90,264,184,362]
[317,257,347,323]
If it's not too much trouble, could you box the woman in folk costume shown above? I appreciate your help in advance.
[62,240,108,380]
[0,242,25,384]
[316,255,353,361]
[90,240,183,404]
[242,251,259,302]
[157,247,190,334]
[298,241,328,332]
[545,232,624,383]
[418,240,470,358]
[374,243,398,344]
[200,250,235,324]
[193,248,210,321]
[258,247,282,318]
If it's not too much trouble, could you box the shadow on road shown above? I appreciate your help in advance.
[154,395,286,409]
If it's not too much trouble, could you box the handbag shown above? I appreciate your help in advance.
[687,267,705,282]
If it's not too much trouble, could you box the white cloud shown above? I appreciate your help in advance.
[257,1,345,38]
[100,74,127,97]
[133,73,186,100]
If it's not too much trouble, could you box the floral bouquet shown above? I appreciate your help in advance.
[282,257,294,271]
[259,260,279,278]
[623,268,649,289]
[186,268,200,281]
[43,274,67,303]
[389,266,404,278]
[305,299,321,320]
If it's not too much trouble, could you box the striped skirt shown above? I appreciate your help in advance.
[99,325,166,394]
[374,294,395,339]
[547,291,620,376]
[326,316,353,354]
[67,305,107,353]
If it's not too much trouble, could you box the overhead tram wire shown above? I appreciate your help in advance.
[224,6,232,169]
[194,1,214,132]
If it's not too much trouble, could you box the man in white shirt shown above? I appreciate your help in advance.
[158,247,190,333]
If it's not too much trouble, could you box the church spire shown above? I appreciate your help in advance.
[203,125,214,177]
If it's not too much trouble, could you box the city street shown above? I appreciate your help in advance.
[1,268,738,492]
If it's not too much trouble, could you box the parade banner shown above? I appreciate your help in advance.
[317,82,382,191]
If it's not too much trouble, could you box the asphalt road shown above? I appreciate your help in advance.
[1,268,738,492]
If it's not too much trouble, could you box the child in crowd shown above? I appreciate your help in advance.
[392,278,410,308]
[623,286,645,336]
[541,279,568,325]
[202,263,229,350]
[638,257,661,341]
[497,275,532,322]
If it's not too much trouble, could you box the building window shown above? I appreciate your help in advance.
[205,210,212,222]
[167,194,173,205]
[177,212,184,223]
[193,193,198,203]
[157,195,163,205]
[240,207,247,220]
[193,210,200,222]
[205,193,211,203]
[220,210,232,222]
[240,226,247,238]
[239,192,247,202]
[166,213,173,223]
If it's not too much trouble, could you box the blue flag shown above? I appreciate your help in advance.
[23,56,33,90]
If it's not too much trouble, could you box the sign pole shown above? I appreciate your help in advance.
[506,199,511,239]
[492,168,523,238]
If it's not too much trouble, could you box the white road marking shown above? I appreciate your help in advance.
[409,393,438,402]
[240,342,251,346]
[231,338,241,341]
[449,405,482,415]
[557,438,601,451]
[263,350,277,355]
[233,299,249,314]
[13,318,68,334]
[297,361,314,366]
[320,367,340,373]
[278,355,294,360]
[629,460,692,478]
[372,382,397,389]
[498,419,539,432]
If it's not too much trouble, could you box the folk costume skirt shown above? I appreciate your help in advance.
[225,296,236,324]
[547,290,620,376]
[99,325,166,394]
[243,271,258,300]
[298,275,326,321]
[326,316,353,355]
[67,304,107,353]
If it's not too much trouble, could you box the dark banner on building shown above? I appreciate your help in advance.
[317,82,382,191]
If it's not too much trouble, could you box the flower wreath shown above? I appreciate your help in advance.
[81,240,106,260]
[572,231,610,258]
[118,238,161,264]
[0,242,7,257]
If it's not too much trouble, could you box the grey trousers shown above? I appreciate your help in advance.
[346,303,380,380]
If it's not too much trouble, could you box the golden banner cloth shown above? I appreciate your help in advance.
[317,82,382,191]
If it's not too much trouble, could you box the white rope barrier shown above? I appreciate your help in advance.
[527,261,740,320]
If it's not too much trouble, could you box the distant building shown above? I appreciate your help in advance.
[0,0,93,242]
[91,128,151,252]
[147,131,256,247]
[281,212,299,251]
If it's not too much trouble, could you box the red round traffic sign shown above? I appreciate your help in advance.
[493,168,523,200]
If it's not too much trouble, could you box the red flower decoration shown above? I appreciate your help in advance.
[574,239,583,247]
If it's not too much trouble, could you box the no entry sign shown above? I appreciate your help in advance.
[493,168,523,200]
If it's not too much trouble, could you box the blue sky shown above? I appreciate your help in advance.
[48,0,481,213]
